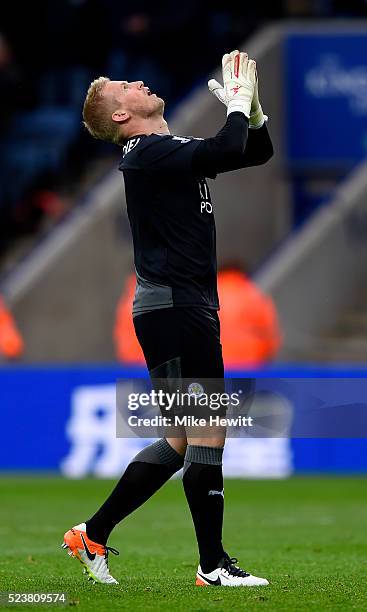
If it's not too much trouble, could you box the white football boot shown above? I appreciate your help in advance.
[196,554,269,587]
[62,522,119,584]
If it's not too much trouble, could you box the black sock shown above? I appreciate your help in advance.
[86,439,184,545]
[183,445,225,573]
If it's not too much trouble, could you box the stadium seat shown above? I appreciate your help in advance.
[10,107,80,141]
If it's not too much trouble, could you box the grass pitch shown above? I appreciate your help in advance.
[0,477,366,611]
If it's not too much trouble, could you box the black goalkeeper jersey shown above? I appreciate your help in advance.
[119,112,273,316]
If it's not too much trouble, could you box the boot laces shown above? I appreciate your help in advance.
[223,556,250,578]
[104,546,119,566]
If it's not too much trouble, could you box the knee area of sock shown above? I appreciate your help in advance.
[132,438,184,471]
[184,444,223,467]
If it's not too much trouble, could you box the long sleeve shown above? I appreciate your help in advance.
[192,115,273,177]
[120,113,273,178]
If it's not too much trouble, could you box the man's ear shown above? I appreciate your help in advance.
[112,110,130,124]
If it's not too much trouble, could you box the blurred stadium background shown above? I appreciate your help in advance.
[1,2,367,484]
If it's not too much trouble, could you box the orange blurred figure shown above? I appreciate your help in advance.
[114,269,281,368]
[218,267,281,368]
[114,274,145,364]
[0,296,24,360]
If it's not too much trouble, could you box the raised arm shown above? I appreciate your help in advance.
[124,51,271,177]
[192,113,273,176]
[203,50,273,173]
[191,112,247,176]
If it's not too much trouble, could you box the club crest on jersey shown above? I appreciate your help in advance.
[188,382,204,397]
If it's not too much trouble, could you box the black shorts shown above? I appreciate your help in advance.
[134,307,225,425]
[133,307,224,379]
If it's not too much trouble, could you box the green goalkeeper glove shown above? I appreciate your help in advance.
[208,54,268,128]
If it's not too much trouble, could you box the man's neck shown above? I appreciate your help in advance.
[125,115,170,139]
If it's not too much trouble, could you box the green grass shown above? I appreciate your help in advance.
[0,477,366,611]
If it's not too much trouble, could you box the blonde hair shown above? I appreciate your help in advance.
[82,76,122,144]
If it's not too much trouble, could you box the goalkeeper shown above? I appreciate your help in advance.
[62,50,273,587]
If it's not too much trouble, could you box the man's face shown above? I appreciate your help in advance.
[105,80,164,120]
